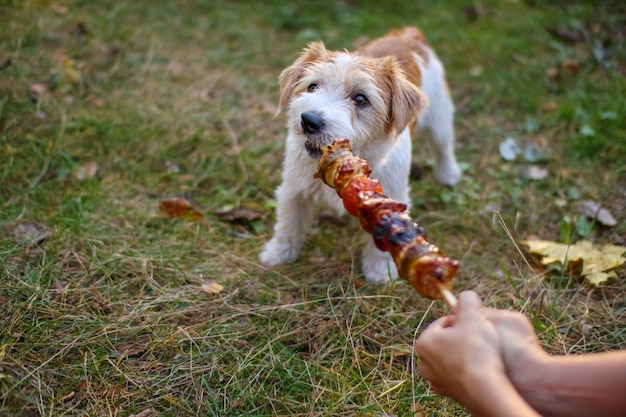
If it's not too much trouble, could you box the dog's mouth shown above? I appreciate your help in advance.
[304,140,323,159]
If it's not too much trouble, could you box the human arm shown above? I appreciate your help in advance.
[485,308,626,417]
[414,291,541,417]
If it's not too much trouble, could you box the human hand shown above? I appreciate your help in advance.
[414,291,506,404]
[482,307,548,398]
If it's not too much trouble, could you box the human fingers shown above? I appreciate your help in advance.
[441,314,456,328]
[481,308,545,368]
[414,317,447,353]
[417,352,458,398]
[483,308,537,341]
[423,315,450,332]
[453,291,484,324]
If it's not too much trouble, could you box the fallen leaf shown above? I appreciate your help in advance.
[593,39,610,63]
[74,161,98,181]
[128,408,156,417]
[0,58,11,70]
[71,22,88,38]
[231,398,245,409]
[579,124,595,137]
[524,165,548,180]
[166,59,184,75]
[28,83,48,104]
[411,401,427,417]
[523,143,546,163]
[541,101,559,111]
[561,59,580,76]
[499,137,521,161]
[51,4,68,14]
[276,292,303,305]
[547,26,585,43]
[521,239,625,286]
[463,4,485,22]
[201,280,224,295]
[214,207,263,223]
[87,96,105,108]
[111,340,149,359]
[30,83,48,95]
[469,65,483,77]
[12,221,52,246]
[165,161,180,173]
[546,66,560,80]
[159,197,203,220]
[578,200,617,227]
[59,391,75,403]
[56,57,81,88]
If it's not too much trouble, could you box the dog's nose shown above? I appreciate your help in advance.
[301,111,325,134]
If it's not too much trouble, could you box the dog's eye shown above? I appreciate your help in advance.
[353,94,368,107]
[307,83,319,92]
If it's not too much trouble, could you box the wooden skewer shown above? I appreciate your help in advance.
[438,285,458,309]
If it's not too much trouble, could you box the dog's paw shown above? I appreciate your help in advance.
[259,238,299,266]
[435,160,462,187]
[362,251,399,283]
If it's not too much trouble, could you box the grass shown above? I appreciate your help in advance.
[1,0,625,415]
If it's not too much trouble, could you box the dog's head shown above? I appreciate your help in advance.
[278,41,428,161]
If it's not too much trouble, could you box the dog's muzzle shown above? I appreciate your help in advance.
[301,111,326,159]
[301,111,325,134]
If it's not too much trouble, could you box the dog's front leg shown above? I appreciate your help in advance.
[362,239,399,283]
[259,183,312,266]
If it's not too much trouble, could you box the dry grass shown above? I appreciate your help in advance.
[1,1,625,416]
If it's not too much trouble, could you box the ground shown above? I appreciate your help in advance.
[1,1,625,416]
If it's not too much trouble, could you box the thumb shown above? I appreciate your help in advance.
[454,291,483,324]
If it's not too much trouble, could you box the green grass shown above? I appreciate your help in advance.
[1,0,625,415]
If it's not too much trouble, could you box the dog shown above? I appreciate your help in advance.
[259,27,461,283]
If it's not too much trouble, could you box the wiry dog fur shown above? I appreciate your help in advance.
[259,27,461,282]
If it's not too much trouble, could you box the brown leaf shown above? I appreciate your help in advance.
[546,66,559,79]
[214,207,263,223]
[111,340,149,359]
[561,59,581,76]
[159,197,203,220]
[71,22,88,38]
[166,59,184,75]
[547,26,585,43]
[51,4,68,14]
[231,398,245,409]
[12,221,52,246]
[128,408,156,417]
[59,391,75,403]
[0,58,11,70]
[201,280,224,295]
[463,5,485,22]
[411,401,427,417]
[540,101,558,111]
[30,83,48,95]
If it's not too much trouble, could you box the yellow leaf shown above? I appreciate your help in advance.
[201,280,224,295]
[521,239,625,286]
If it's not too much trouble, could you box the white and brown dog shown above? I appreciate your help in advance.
[259,27,461,283]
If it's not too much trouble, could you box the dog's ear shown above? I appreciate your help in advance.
[381,57,429,134]
[277,41,327,115]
